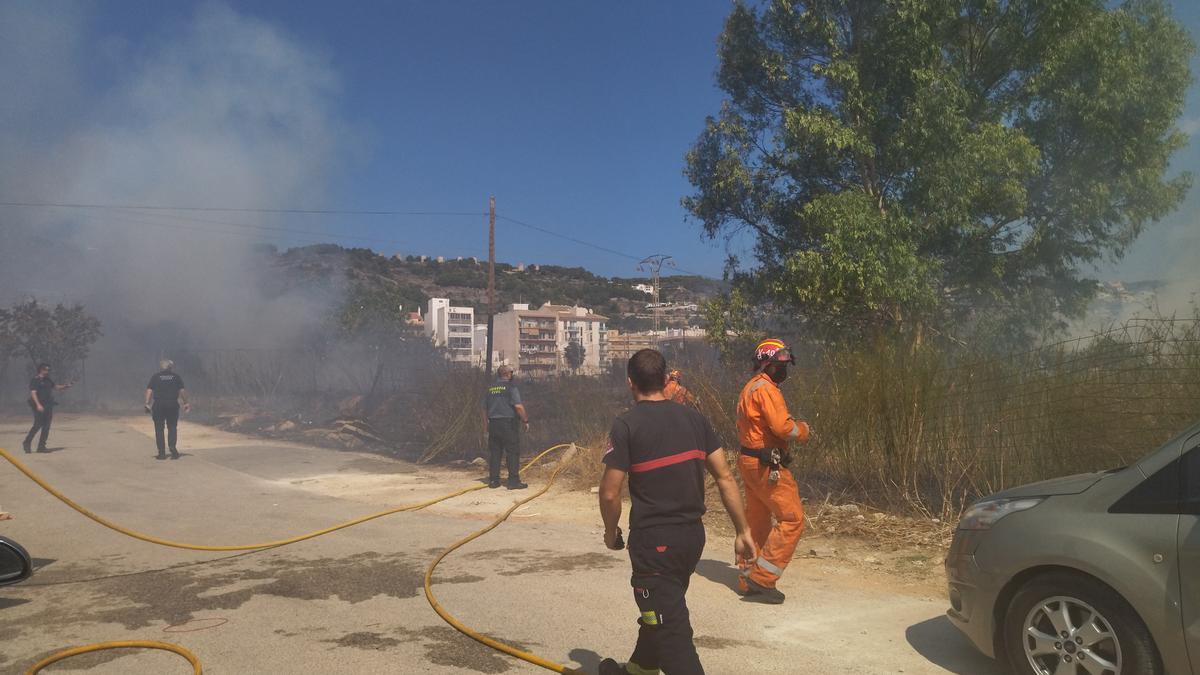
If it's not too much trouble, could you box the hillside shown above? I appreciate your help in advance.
[264,244,724,329]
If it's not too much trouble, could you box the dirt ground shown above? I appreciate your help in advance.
[0,413,1001,674]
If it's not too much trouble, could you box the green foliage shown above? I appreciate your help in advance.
[338,284,425,342]
[0,300,103,376]
[685,0,1194,346]
[564,340,586,372]
[702,286,760,361]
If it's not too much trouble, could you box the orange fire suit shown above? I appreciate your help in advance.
[663,380,696,407]
[736,372,810,589]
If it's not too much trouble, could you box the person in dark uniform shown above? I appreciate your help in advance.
[598,349,755,675]
[143,359,190,460]
[23,363,72,453]
[482,365,529,489]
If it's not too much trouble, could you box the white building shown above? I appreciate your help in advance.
[471,323,491,367]
[492,303,609,376]
[634,283,655,295]
[425,298,475,362]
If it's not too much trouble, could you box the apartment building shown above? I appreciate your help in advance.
[492,303,609,376]
[425,298,475,362]
[607,327,709,366]
[606,329,656,366]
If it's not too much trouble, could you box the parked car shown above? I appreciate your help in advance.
[947,422,1199,674]
[0,536,32,587]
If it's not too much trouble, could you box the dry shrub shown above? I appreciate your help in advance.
[687,318,1200,521]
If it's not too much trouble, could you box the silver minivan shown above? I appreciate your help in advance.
[946,422,1200,674]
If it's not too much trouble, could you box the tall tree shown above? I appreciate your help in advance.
[686,0,1193,347]
[564,340,586,373]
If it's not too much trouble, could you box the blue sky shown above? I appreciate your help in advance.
[81,1,742,278]
[6,1,1200,282]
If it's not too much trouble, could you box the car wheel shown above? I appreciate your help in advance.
[1003,573,1161,675]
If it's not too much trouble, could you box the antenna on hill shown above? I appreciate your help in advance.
[637,254,675,340]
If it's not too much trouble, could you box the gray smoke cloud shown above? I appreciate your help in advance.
[0,2,349,359]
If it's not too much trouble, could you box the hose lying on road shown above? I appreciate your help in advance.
[2,442,584,674]
[0,445,494,552]
[25,641,202,675]
[424,442,583,674]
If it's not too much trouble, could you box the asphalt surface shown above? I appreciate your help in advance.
[0,414,1003,674]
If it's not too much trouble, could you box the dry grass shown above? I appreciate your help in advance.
[143,317,1200,527]
[687,318,1200,521]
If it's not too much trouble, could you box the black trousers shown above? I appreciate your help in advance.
[626,522,706,675]
[153,404,180,453]
[24,403,53,449]
[487,418,520,483]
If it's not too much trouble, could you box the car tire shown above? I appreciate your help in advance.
[1003,572,1161,675]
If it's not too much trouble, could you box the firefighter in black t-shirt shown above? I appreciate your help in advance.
[22,363,72,453]
[143,359,190,460]
[598,349,756,675]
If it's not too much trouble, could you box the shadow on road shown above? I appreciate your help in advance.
[694,558,740,589]
[906,615,1005,675]
[567,648,603,674]
[0,597,30,610]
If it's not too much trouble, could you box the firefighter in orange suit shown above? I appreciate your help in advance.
[735,338,811,604]
[662,369,697,407]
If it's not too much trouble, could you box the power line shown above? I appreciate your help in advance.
[1,199,713,277]
[1,202,488,257]
[108,208,428,249]
[0,200,484,218]
[495,214,706,276]
[19,211,489,260]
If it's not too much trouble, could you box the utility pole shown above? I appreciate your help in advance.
[486,196,496,378]
[637,254,675,343]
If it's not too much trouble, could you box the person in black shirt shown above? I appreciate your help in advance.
[22,363,72,453]
[598,349,755,675]
[143,360,190,459]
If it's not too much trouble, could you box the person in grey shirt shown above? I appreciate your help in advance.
[483,365,530,489]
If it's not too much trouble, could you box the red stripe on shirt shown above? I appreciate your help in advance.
[629,449,707,473]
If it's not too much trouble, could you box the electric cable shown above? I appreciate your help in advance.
[0,200,484,218]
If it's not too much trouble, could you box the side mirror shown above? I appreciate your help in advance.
[0,536,32,586]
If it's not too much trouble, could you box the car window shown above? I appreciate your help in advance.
[1110,458,1182,514]
[1184,445,1200,515]
[1110,436,1200,515]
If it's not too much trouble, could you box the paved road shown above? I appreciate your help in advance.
[0,414,1002,674]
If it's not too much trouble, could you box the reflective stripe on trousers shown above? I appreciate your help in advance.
[738,454,805,588]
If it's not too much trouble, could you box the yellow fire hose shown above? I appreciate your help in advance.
[26,641,202,675]
[1,442,582,673]
[0,445,490,551]
[424,443,582,674]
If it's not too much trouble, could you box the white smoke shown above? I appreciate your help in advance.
[0,2,349,352]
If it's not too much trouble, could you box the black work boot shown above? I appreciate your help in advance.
[169,449,180,459]
[156,451,167,460]
[506,480,528,490]
[488,479,501,489]
[22,440,32,454]
[598,658,626,675]
[743,578,786,604]
[36,445,49,453]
